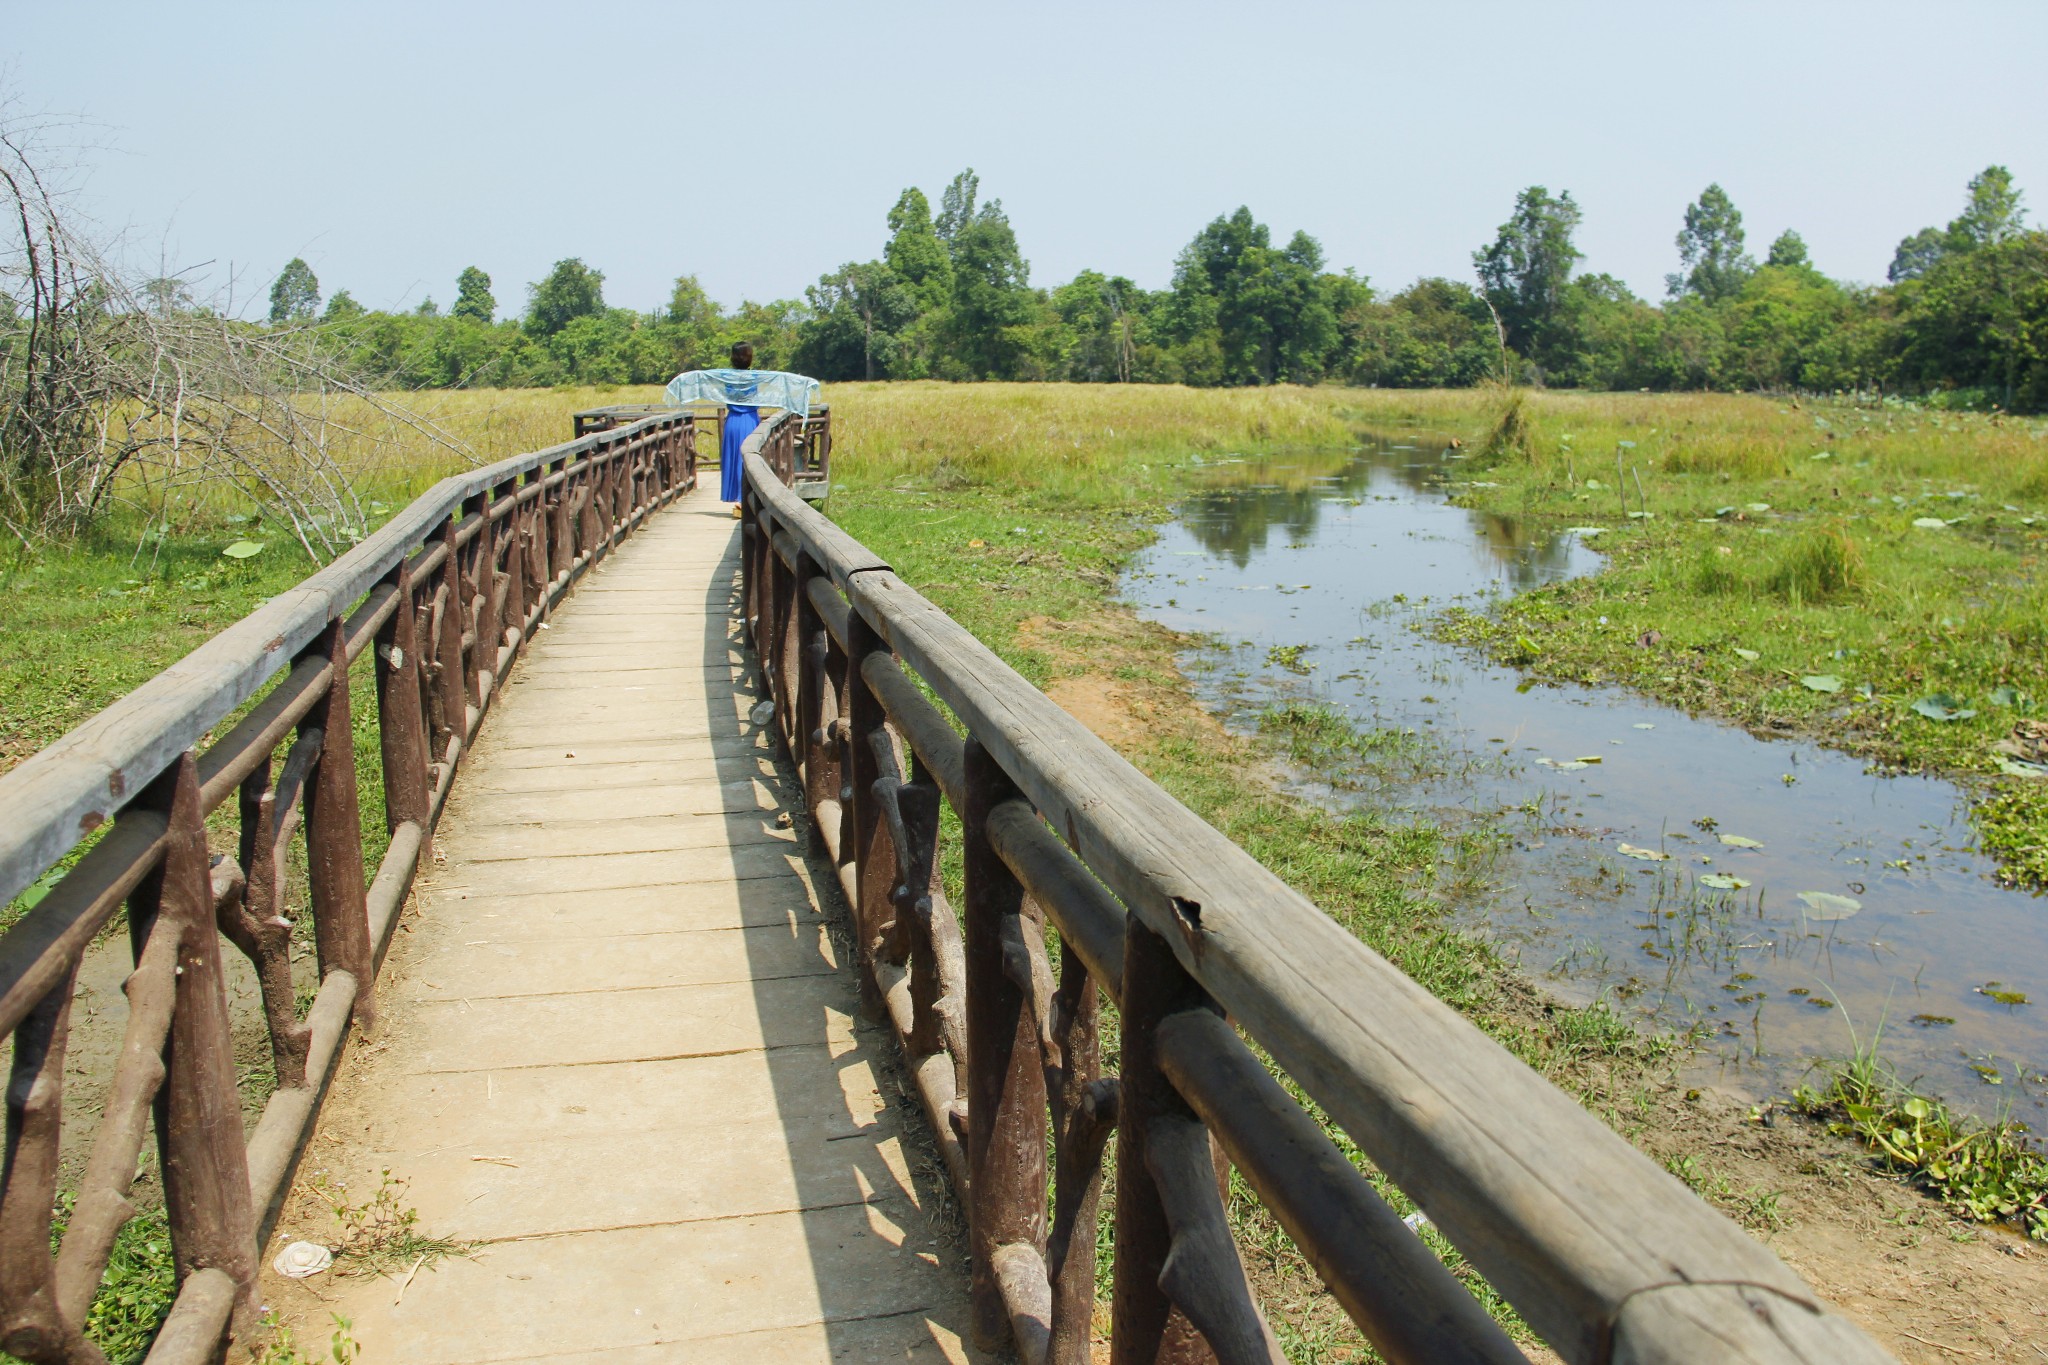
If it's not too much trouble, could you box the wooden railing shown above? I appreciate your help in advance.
[752,404,832,496]
[736,410,1896,1365]
[0,414,696,1363]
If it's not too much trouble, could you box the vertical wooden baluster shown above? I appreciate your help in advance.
[233,761,309,1086]
[457,493,486,709]
[963,738,1049,1351]
[1049,937,1108,1364]
[549,457,573,590]
[578,459,602,563]
[130,756,259,1340]
[376,564,432,860]
[435,513,469,749]
[846,615,896,1016]
[772,531,798,753]
[487,476,516,680]
[525,466,551,623]
[794,549,829,854]
[0,962,85,1360]
[1112,916,1220,1365]
[502,485,528,647]
[302,619,374,1032]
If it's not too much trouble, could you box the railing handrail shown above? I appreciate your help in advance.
[0,415,682,911]
[739,444,1894,1365]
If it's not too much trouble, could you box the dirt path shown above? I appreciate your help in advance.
[262,496,981,1363]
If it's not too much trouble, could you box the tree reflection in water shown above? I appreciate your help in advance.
[1178,436,1577,591]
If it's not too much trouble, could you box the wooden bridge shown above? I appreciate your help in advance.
[0,409,1898,1364]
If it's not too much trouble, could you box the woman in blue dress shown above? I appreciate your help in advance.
[717,342,760,512]
[663,345,821,518]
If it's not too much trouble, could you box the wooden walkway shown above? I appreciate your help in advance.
[265,491,984,1362]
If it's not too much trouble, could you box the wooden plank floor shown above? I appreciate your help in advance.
[263,490,985,1363]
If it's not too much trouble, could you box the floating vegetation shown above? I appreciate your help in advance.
[1796,891,1862,921]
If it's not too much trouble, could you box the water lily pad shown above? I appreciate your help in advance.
[221,540,267,559]
[1746,503,1771,513]
[1801,675,1843,693]
[1989,685,2025,708]
[1698,873,1751,891]
[1796,891,1862,921]
[1617,843,1670,862]
[1998,757,2048,779]
[1564,526,1608,536]
[1912,517,1948,530]
[1632,723,1656,730]
[1718,834,1765,849]
[1911,694,1977,723]
[1714,506,1737,518]
[1733,648,1761,662]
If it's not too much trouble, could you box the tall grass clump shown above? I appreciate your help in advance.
[1762,524,1865,603]
[1480,386,1535,463]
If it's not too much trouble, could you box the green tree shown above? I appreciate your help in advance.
[1765,230,1811,270]
[1669,184,1754,304]
[1889,226,1948,282]
[885,188,954,314]
[1948,165,2026,249]
[526,258,606,338]
[268,257,320,324]
[1473,186,1584,372]
[796,260,915,380]
[453,267,496,323]
[321,290,365,323]
[938,180,1037,380]
[935,170,979,247]
[1891,167,2030,282]
[666,275,720,333]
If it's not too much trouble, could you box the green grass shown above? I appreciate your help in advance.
[1421,387,2048,886]
[1794,1014,2048,1242]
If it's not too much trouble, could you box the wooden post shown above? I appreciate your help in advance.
[771,534,798,755]
[1112,916,1220,1365]
[846,614,897,1010]
[458,492,487,709]
[375,565,432,854]
[963,738,1049,1350]
[302,619,374,1031]
[1049,937,1108,1364]
[434,513,468,748]
[502,484,528,644]
[794,550,831,857]
[131,756,259,1341]
[549,457,573,586]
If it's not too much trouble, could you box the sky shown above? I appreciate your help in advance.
[7,1,2046,318]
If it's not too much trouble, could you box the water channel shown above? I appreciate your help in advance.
[1123,437,2047,1122]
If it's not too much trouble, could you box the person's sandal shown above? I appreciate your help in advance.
[730,504,742,519]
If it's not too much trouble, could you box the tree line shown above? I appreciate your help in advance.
[274,165,2048,410]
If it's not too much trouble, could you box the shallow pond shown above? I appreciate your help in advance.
[1125,438,2047,1121]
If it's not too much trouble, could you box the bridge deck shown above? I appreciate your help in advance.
[266,491,983,1362]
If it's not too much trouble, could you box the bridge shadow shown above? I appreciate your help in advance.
[684,501,987,1362]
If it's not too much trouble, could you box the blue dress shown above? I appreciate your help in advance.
[720,405,760,503]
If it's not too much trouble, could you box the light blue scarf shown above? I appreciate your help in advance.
[663,368,821,417]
